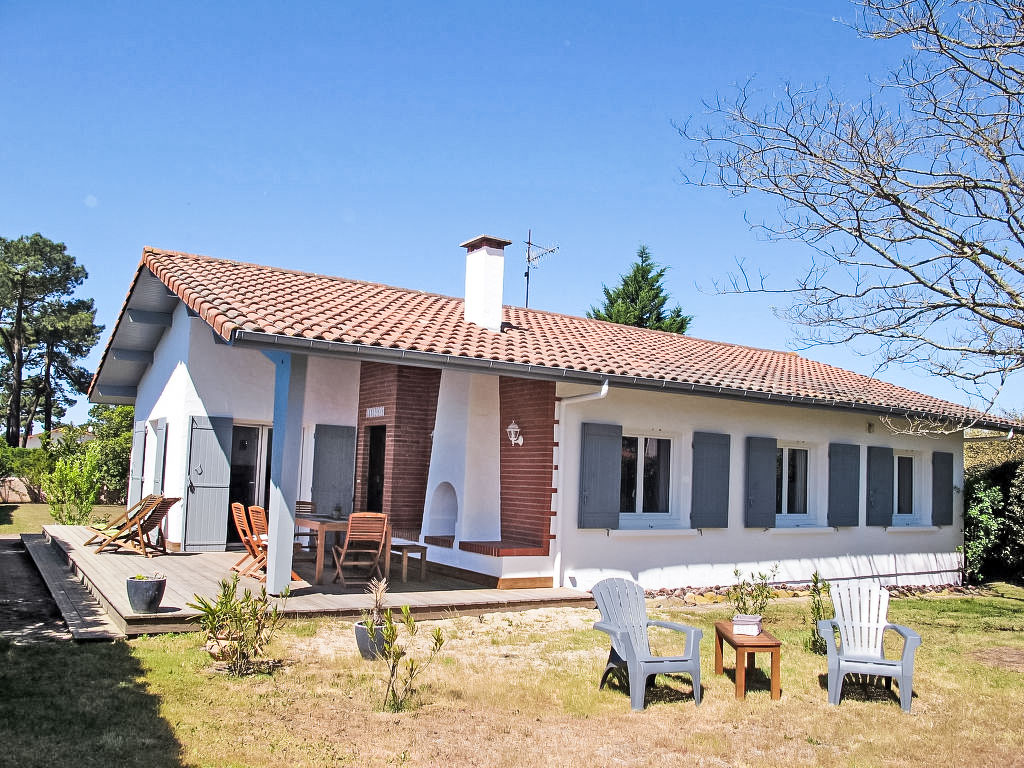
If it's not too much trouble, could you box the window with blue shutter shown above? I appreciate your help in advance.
[866,446,894,527]
[932,451,954,526]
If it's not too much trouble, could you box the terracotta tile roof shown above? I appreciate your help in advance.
[97,246,1011,428]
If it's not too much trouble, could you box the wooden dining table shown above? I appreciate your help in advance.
[294,514,392,585]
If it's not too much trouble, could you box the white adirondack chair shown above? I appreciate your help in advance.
[817,580,922,712]
[592,578,702,711]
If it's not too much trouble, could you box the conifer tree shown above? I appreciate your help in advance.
[587,245,692,334]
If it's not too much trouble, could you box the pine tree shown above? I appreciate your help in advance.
[587,245,692,334]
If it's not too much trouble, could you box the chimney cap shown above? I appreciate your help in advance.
[460,235,512,252]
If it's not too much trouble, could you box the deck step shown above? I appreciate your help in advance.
[21,533,124,641]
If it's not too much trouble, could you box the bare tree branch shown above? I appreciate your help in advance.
[680,0,1024,416]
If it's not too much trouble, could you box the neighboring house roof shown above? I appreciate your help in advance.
[90,247,1014,430]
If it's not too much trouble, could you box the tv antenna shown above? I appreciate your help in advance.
[524,229,558,308]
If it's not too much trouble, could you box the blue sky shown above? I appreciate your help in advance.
[2,1,1011,423]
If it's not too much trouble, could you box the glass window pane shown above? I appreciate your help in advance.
[776,448,784,515]
[642,438,671,513]
[788,448,808,515]
[620,437,638,514]
[897,455,913,515]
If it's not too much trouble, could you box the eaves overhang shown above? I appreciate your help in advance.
[230,329,1015,432]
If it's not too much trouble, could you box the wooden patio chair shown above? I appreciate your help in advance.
[332,512,389,588]
[293,500,317,550]
[230,502,263,576]
[83,495,161,546]
[247,505,301,582]
[94,497,180,557]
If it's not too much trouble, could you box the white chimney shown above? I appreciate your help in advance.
[460,235,511,332]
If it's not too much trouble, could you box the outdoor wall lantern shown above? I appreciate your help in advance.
[505,420,524,447]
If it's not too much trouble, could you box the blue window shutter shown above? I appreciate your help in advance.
[312,424,357,517]
[690,432,730,528]
[183,416,233,551]
[866,446,894,526]
[152,419,167,495]
[932,451,954,526]
[579,422,622,529]
[128,420,146,506]
[827,443,860,527]
[745,436,777,528]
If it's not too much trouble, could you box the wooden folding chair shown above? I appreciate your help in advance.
[83,495,161,546]
[247,505,300,582]
[94,497,180,557]
[230,502,263,576]
[294,500,317,550]
[332,512,389,588]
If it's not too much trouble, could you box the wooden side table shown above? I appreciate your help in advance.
[390,538,428,583]
[714,620,782,700]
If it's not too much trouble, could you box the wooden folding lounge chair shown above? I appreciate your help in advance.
[94,497,180,557]
[247,505,300,582]
[230,502,263,576]
[83,495,161,546]
[332,512,389,588]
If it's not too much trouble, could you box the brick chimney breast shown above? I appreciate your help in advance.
[460,235,511,332]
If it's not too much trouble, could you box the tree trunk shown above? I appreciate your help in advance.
[41,340,53,436]
[5,291,25,448]
[20,389,41,448]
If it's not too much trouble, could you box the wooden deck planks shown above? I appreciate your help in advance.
[39,526,593,635]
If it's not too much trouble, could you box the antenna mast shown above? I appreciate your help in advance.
[524,229,558,308]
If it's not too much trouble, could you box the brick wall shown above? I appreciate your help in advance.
[498,377,556,550]
[353,362,440,534]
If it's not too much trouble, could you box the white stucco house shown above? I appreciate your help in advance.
[89,236,1011,594]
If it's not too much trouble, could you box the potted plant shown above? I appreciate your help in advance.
[126,572,166,614]
[188,575,239,660]
[354,577,389,659]
[728,564,778,636]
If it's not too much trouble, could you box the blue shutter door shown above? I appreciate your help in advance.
[579,422,623,529]
[312,424,357,517]
[690,431,730,528]
[183,416,233,551]
[866,446,894,527]
[152,418,167,495]
[745,436,777,528]
[127,420,146,506]
[827,443,860,527]
[932,451,954,526]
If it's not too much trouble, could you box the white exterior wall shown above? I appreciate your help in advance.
[131,302,361,546]
[554,384,965,591]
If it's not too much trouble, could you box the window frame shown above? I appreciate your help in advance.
[617,431,679,529]
[891,450,921,526]
[775,441,820,528]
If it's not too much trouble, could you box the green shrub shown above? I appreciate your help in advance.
[729,563,779,617]
[804,571,831,654]
[366,604,445,712]
[963,480,1003,583]
[187,573,289,676]
[41,445,101,524]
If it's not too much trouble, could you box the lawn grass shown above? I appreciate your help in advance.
[2,584,1021,767]
[0,502,123,535]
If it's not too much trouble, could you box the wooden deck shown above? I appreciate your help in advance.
[39,525,594,636]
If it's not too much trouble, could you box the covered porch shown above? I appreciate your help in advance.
[32,525,591,637]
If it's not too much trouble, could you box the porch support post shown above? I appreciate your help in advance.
[263,350,307,594]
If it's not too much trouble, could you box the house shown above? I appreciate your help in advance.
[89,236,1011,594]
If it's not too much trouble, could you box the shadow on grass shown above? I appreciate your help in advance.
[0,638,185,768]
[602,668,700,707]
[816,672,915,707]
[0,504,15,526]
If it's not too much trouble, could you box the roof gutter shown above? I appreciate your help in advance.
[229,329,1012,432]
